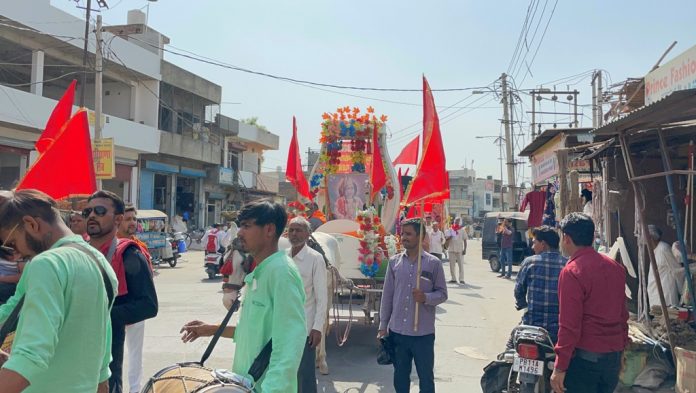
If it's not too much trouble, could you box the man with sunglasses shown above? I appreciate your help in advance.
[0,188,117,393]
[85,191,158,393]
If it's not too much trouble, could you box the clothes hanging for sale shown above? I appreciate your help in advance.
[520,191,546,227]
[542,184,557,227]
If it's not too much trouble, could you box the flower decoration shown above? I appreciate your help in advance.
[310,106,389,198]
[357,207,387,277]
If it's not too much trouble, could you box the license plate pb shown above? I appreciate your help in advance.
[513,356,544,376]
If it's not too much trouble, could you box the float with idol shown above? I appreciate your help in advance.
[284,106,401,330]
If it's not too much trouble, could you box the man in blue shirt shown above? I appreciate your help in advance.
[513,226,567,344]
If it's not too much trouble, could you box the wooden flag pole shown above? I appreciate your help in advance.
[414,200,425,332]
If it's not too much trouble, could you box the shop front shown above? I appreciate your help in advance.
[140,160,207,228]
[0,143,29,190]
[102,161,138,203]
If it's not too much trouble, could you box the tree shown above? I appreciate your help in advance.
[240,117,269,132]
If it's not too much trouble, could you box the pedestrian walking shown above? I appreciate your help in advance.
[428,222,445,260]
[550,213,628,393]
[86,191,158,393]
[287,217,328,393]
[0,189,116,393]
[180,200,307,393]
[444,218,467,284]
[117,205,151,393]
[497,219,513,278]
[378,218,448,393]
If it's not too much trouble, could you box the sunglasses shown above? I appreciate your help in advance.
[82,206,109,218]
[0,223,20,258]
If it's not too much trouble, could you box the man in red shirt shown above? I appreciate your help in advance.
[550,213,628,393]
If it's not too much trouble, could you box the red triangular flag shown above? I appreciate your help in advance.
[370,124,388,198]
[17,109,97,200]
[402,76,450,205]
[36,80,76,153]
[286,117,313,200]
[392,135,419,166]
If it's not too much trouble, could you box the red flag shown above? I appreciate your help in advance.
[392,135,419,166]
[402,76,450,205]
[285,117,313,200]
[36,80,76,153]
[17,109,97,199]
[370,124,387,198]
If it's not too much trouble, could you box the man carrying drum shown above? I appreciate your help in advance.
[180,200,307,393]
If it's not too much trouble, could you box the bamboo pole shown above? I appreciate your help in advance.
[619,134,677,364]
[414,200,425,332]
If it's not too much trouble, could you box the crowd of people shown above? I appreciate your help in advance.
[0,186,640,393]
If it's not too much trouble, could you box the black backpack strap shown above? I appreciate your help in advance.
[63,243,115,306]
[0,295,24,345]
[199,297,240,365]
[247,339,273,382]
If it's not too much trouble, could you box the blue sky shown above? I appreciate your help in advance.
[55,0,696,182]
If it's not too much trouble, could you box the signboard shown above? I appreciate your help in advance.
[219,167,235,185]
[568,159,591,172]
[93,138,115,179]
[645,44,696,104]
[530,134,562,185]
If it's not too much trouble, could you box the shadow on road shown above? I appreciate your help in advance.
[318,323,393,392]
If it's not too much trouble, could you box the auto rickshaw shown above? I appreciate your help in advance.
[135,209,179,267]
[481,211,533,272]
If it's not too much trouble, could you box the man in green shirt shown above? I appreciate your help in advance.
[181,200,306,393]
[0,189,117,393]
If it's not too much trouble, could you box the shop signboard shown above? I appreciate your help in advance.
[93,138,115,179]
[568,159,591,172]
[645,44,696,104]
[531,134,562,185]
[219,167,235,185]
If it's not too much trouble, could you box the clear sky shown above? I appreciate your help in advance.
[55,0,696,183]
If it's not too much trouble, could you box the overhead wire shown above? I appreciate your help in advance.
[509,0,542,77]
[517,0,559,86]
[511,0,549,81]
[507,0,537,74]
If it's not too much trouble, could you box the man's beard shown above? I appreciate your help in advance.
[87,220,114,238]
[26,232,51,255]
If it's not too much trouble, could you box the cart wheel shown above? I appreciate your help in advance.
[489,256,501,272]
[168,259,178,268]
[184,234,192,248]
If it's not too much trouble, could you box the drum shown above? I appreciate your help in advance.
[141,363,251,393]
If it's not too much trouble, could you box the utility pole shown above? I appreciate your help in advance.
[500,73,516,211]
[79,0,92,107]
[497,137,505,211]
[596,70,603,127]
[95,15,103,188]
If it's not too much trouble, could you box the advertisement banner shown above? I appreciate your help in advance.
[645,44,696,104]
[531,134,562,185]
[93,138,115,179]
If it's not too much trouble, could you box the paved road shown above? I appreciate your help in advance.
[131,238,523,392]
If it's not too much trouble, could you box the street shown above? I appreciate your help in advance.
[131,238,523,393]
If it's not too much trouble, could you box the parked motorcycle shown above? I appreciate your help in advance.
[160,233,180,267]
[481,325,555,393]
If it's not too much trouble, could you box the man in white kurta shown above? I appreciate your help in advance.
[648,225,682,306]
[287,217,328,393]
[445,218,468,284]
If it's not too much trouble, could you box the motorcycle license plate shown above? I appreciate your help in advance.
[512,356,544,376]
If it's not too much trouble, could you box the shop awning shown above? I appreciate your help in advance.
[592,89,696,136]
[519,127,594,157]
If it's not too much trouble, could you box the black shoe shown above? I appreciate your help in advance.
[497,274,505,278]
[448,280,457,283]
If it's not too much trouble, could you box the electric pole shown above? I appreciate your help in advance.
[596,70,603,127]
[95,15,103,188]
[79,0,92,107]
[500,73,516,211]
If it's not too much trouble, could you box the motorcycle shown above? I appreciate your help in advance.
[160,233,180,267]
[204,251,223,279]
[481,325,555,393]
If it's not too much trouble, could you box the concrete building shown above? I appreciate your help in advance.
[446,169,476,223]
[0,2,280,227]
[472,176,507,217]
[0,1,162,202]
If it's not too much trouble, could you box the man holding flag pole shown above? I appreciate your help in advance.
[377,76,450,393]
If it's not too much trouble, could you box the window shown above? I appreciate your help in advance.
[485,193,492,205]
[226,147,239,172]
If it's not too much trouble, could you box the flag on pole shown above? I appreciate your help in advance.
[35,80,76,153]
[392,135,419,166]
[17,109,97,200]
[402,76,450,206]
[286,116,313,200]
[370,123,387,198]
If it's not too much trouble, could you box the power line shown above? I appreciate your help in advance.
[124,34,493,93]
[511,0,549,81]
[0,70,91,87]
[517,0,559,86]
[507,0,537,74]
